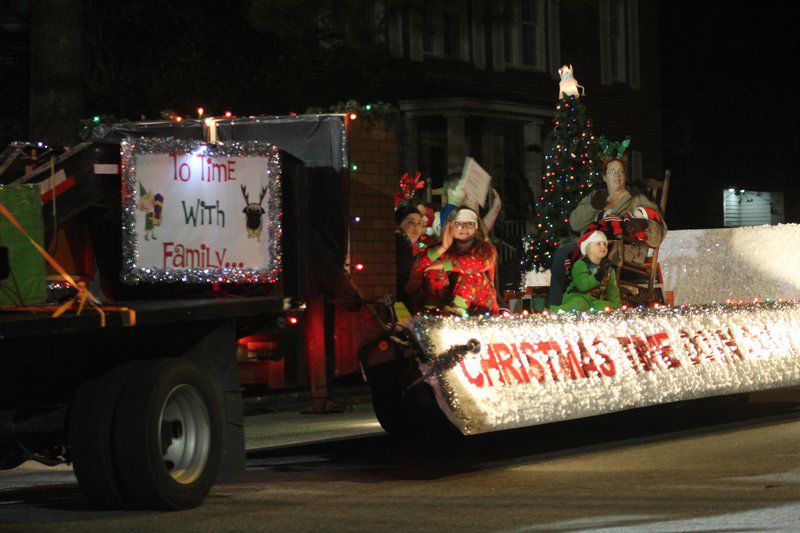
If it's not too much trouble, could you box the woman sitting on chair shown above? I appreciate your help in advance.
[407,207,499,317]
[548,157,666,306]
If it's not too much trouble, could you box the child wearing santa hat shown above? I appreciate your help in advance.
[549,230,621,313]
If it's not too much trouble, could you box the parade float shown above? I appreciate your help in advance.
[363,221,800,437]
[361,67,800,437]
[0,67,797,511]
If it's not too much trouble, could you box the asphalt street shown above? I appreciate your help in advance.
[1,389,799,532]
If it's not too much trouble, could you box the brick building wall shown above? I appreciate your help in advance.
[346,118,398,299]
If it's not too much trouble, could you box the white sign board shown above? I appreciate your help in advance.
[120,138,282,284]
[413,302,800,435]
[459,157,492,208]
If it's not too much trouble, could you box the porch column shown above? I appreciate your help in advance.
[523,121,543,197]
[403,115,418,171]
[446,113,466,175]
[481,120,504,183]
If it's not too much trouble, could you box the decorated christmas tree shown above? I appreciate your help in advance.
[521,66,601,272]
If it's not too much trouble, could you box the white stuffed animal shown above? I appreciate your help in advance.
[558,64,585,98]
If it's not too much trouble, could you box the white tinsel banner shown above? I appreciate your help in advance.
[658,224,800,304]
[412,301,800,435]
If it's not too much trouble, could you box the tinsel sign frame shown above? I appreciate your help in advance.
[120,137,282,284]
[413,302,800,435]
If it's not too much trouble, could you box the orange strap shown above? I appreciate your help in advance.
[0,200,134,327]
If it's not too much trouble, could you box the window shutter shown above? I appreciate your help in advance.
[536,0,546,70]
[491,3,506,71]
[472,0,486,69]
[460,11,470,61]
[548,0,561,76]
[409,10,423,61]
[627,0,640,88]
[387,6,404,57]
[599,0,611,85]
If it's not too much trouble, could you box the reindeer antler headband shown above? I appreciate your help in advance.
[596,135,631,161]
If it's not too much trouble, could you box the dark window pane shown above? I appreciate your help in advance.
[522,25,536,65]
[504,21,513,61]
[423,32,434,53]
[521,1,535,22]
[444,15,460,56]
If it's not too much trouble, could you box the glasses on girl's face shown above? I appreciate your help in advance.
[454,221,477,229]
[607,169,625,177]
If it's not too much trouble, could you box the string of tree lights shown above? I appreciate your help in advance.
[521,94,601,273]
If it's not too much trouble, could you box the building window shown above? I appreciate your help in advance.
[520,1,543,66]
[416,3,469,61]
[443,15,462,56]
[317,4,345,50]
[493,1,551,72]
[723,190,784,227]
[600,0,640,88]
[609,0,627,82]
[318,1,403,53]
[502,0,546,70]
[385,4,404,57]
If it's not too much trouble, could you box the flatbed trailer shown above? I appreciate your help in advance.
[0,114,372,510]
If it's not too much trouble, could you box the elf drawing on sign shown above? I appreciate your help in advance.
[138,184,164,241]
[549,230,620,313]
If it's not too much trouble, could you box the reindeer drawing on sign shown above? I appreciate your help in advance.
[241,185,268,242]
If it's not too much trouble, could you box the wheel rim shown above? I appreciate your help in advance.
[158,385,210,484]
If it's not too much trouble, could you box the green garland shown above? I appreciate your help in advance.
[306,100,400,125]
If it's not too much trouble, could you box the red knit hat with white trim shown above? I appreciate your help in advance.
[579,230,608,256]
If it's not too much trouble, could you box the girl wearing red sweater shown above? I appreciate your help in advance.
[407,207,498,317]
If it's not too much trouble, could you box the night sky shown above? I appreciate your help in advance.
[660,1,797,195]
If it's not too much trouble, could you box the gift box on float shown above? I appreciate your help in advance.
[0,185,47,306]
[505,287,548,313]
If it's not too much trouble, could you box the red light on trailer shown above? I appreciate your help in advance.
[224,111,232,117]
[354,263,364,271]
[287,316,299,325]
[378,341,389,351]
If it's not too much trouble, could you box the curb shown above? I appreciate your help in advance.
[242,385,373,415]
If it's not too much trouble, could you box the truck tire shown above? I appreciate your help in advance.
[369,358,460,440]
[68,360,143,507]
[112,358,222,510]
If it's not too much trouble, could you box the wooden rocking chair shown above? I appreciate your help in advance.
[616,169,671,306]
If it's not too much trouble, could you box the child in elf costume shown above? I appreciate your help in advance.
[550,230,620,313]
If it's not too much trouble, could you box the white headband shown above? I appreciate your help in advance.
[453,209,479,224]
